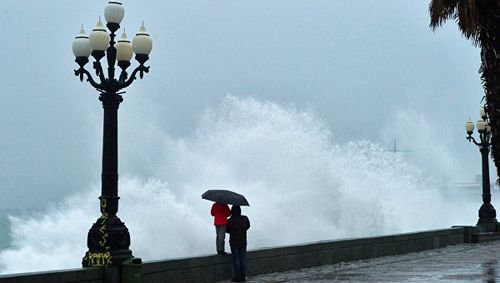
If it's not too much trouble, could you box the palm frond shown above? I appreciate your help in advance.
[429,0,462,29]
[456,0,481,42]
[429,0,488,46]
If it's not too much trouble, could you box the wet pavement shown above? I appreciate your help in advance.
[239,241,500,282]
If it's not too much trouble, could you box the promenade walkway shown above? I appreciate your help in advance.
[240,240,500,282]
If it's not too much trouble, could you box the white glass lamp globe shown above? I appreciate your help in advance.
[477,119,487,132]
[116,32,133,61]
[132,23,153,55]
[72,26,91,58]
[465,120,474,134]
[105,1,125,25]
[89,19,110,51]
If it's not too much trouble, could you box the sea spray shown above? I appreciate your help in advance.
[0,96,480,274]
[380,109,460,182]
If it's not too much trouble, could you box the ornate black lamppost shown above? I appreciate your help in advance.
[72,1,152,267]
[466,106,498,232]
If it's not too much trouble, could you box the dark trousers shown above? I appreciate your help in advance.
[215,225,226,252]
[231,246,247,280]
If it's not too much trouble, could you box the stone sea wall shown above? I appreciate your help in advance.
[0,227,466,283]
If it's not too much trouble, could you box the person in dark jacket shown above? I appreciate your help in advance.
[211,202,231,254]
[226,205,250,282]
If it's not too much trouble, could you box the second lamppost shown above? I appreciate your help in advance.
[72,1,153,267]
[466,106,498,232]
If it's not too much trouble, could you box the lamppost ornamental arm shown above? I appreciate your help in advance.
[73,22,152,94]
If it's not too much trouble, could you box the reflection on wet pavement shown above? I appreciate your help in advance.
[240,241,500,282]
[482,259,497,283]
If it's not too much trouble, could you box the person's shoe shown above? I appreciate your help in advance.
[231,278,242,282]
[217,251,227,255]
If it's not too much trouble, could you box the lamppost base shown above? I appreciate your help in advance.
[477,202,497,232]
[477,218,498,232]
[82,215,132,267]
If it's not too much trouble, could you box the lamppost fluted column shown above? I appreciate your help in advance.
[72,0,153,268]
[466,107,498,232]
[477,131,497,229]
[481,145,491,204]
[100,92,123,217]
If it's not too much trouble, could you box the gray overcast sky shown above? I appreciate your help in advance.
[0,1,485,209]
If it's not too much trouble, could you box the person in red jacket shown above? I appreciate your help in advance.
[211,202,231,254]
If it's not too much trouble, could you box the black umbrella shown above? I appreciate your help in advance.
[202,190,250,206]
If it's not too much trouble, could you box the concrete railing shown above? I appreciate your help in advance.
[141,227,464,282]
[0,227,466,283]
